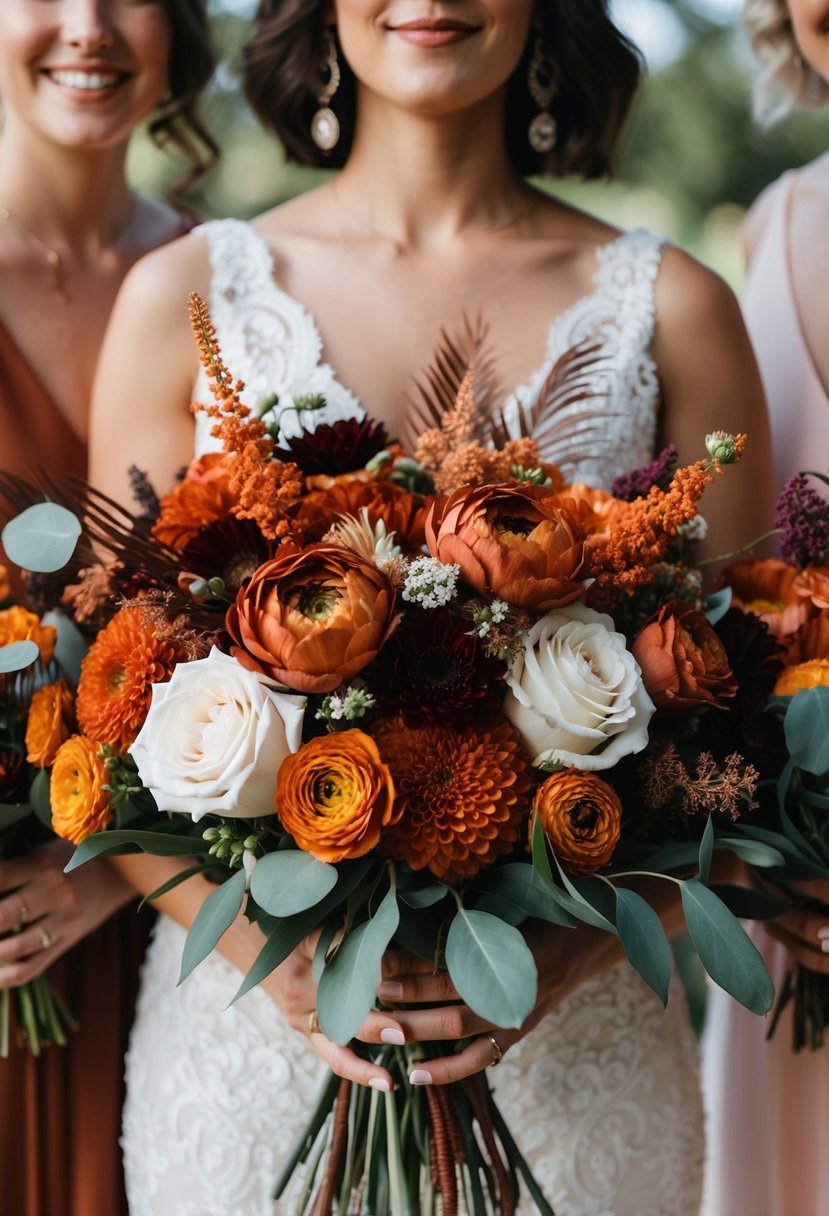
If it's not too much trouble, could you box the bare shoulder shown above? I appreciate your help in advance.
[116,227,212,323]
[654,243,743,338]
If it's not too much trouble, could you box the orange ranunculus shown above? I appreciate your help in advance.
[774,659,829,697]
[296,479,427,553]
[724,559,813,638]
[0,605,57,665]
[26,678,74,768]
[794,567,829,611]
[785,609,829,665]
[425,483,587,611]
[275,730,396,862]
[226,542,399,693]
[632,599,737,713]
[0,566,9,603]
[152,453,240,551]
[561,483,625,542]
[533,770,622,875]
[76,606,178,752]
[375,719,531,882]
[50,735,112,845]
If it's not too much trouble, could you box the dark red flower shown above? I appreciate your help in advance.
[274,417,393,476]
[180,517,275,598]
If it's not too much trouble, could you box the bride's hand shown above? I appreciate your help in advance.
[0,840,134,987]
[375,921,624,1085]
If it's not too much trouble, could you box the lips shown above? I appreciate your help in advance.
[387,16,481,45]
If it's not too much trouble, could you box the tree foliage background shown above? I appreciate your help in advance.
[129,0,829,284]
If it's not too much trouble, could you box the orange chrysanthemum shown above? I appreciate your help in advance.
[533,770,622,875]
[50,735,112,845]
[153,453,240,551]
[375,719,531,882]
[26,678,74,768]
[0,605,57,665]
[724,559,813,638]
[76,606,178,752]
[276,730,397,863]
[297,480,427,553]
[774,659,829,697]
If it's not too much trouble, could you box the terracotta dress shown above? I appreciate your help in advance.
[0,317,151,1216]
[701,170,829,1216]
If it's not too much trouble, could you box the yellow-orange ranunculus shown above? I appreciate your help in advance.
[152,453,240,551]
[50,735,112,845]
[226,542,399,693]
[0,605,57,665]
[632,599,737,713]
[26,678,74,768]
[533,770,622,875]
[425,483,587,611]
[774,659,829,697]
[724,559,813,638]
[275,730,396,862]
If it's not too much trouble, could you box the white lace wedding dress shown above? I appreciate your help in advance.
[121,220,705,1216]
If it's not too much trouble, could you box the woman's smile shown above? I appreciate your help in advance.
[385,16,482,47]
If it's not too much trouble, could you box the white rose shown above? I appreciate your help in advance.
[503,603,654,770]
[130,647,306,822]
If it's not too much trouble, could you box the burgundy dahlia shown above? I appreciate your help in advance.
[181,517,274,598]
[274,417,392,476]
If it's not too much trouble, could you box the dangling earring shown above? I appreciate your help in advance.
[527,35,557,154]
[311,28,341,153]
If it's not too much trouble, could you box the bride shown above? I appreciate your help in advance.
[89,2,771,1213]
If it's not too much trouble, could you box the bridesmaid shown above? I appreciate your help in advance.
[702,2,829,1213]
[0,1,216,1213]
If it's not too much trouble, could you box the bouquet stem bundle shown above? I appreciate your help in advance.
[0,974,77,1058]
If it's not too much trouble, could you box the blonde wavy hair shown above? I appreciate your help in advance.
[744,0,829,122]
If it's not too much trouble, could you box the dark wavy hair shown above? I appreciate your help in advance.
[243,1,641,179]
[148,0,220,205]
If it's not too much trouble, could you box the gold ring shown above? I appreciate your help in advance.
[18,898,29,927]
[308,1009,321,1035]
[38,926,52,951]
[485,1033,503,1068]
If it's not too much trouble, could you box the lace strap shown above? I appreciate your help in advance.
[594,228,665,351]
[192,218,275,314]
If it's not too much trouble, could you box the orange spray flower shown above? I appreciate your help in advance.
[26,678,74,768]
[533,770,622,875]
[50,735,112,845]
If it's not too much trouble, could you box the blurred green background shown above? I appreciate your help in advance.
[129,0,829,288]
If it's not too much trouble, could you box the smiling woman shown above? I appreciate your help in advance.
[0,2,217,1214]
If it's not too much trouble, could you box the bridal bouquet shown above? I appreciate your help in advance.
[719,472,829,1051]
[0,297,783,1212]
[0,570,78,1056]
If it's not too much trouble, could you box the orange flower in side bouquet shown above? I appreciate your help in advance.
[784,609,829,665]
[724,559,814,638]
[0,606,57,665]
[533,770,622,876]
[296,479,427,553]
[794,567,829,612]
[226,542,399,693]
[375,718,531,883]
[425,483,587,612]
[76,605,178,752]
[562,483,626,541]
[632,600,737,713]
[774,659,829,697]
[26,678,74,768]
[152,453,240,551]
[275,730,396,862]
[50,735,112,845]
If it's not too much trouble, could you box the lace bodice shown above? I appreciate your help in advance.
[192,219,664,491]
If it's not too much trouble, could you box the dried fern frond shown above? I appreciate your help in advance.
[403,315,502,449]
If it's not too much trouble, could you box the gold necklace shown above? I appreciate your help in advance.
[0,203,69,304]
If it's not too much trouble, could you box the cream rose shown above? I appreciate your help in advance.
[503,603,654,770]
[130,647,306,822]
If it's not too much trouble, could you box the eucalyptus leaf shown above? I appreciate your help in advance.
[552,855,616,932]
[704,586,732,626]
[530,812,555,888]
[473,863,574,927]
[317,886,400,1044]
[65,829,211,871]
[312,923,339,982]
[400,884,448,909]
[680,878,774,1013]
[42,611,87,686]
[445,908,537,1029]
[0,640,39,674]
[615,888,672,1005]
[179,868,247,983]
[1,502,81,573]
[641,841,701,874]
[29,768,52,829]
[709,884,790,920]
[715,837,786,869]
[140,862,206,910]
[785,687,829,776]
[250,851,338,917]
[472,893,528,926]
[698,815,714,884]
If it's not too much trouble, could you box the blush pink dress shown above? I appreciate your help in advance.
[701,170,829,1216]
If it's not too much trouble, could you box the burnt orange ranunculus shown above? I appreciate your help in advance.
[152,453,240,551]
[0,605,57,665]
[226,542,399,693]
[76,606,178,752]
[774,659,829,697]
[375,718,531,883]
[533,770,622,875]
[296,479,426,553]
[561,483,625,542]
[786,609,829,666]
[424,483,587,611]
[26,678,74,768]
[50,735,112,845]
[632,599,737,713]
[275,730,396,862]
[724,559,814,638]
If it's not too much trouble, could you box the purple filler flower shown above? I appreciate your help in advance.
[611,445,678,502]
[776,474,829,569]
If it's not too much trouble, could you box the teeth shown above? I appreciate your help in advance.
[49,70,120,91]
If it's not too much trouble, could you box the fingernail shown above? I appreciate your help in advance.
[378,981,404,998]
[409,1069,432,1086]
[380,1027,405,1046]
[822,940,829,954]
[368,1076,391,1092]
[817,926,829,941]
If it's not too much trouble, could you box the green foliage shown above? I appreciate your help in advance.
[445,908,537,1029]
[1,503,81,573]
[615,888,672,1005]
[0,641,39,674]
[680,877,774,1013]
[785,687,829,776]
[179,868,247,984]
[250,851,338,916]
[317,885,400,1044]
